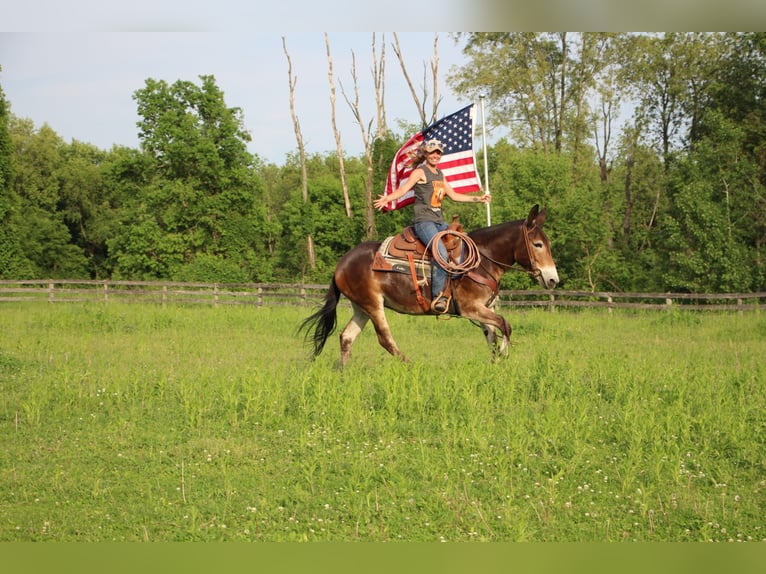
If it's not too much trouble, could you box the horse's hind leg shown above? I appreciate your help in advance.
[367,305,409,363]
[339,302,408,365]
[339,303,370,367]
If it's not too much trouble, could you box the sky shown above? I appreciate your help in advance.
[3,2,764,165]
[1,32,473,165]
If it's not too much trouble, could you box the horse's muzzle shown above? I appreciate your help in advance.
[536,266,559,289]
[544,275,559,289]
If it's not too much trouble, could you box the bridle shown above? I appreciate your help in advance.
[478,221,542,281]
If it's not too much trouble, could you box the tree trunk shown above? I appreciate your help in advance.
[372,33,387,139]
[282,36,315,269]
[623,158,634,240]
[339,41,379,239]
[392,32,427,126]
[325,33,352,219]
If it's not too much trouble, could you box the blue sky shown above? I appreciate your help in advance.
[1,32,471,164]
[3,2,764,164]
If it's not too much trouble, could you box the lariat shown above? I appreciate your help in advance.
[425,230,482,274]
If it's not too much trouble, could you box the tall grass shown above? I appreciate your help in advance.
[0,302,763,541]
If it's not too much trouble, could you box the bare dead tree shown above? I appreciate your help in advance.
[595,98,613,184]
[430,34,440,123]
[623,157,634,240]
[392,32,427,126]
[372,32,387,140]
[556,32,567,153]
[371,33,388,239]
[325,32,352,219]
[281,36,314,269]
[339,49,376,239]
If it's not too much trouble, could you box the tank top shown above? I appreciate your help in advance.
[412,165,446,224]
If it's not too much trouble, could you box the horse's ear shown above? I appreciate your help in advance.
[536,209,547,227]
[526,204,540,227]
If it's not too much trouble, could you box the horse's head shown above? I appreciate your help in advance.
[521,205,559,289]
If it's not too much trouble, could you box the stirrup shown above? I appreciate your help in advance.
[430,294,451,314]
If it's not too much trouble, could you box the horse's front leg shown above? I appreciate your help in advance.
[493,314,512,358]
[466,307,511,360]
[480,322,498,350]
[463,297,511,360]
[479,321,511,359]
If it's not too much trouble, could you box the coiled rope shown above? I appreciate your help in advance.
[425,230,482,275]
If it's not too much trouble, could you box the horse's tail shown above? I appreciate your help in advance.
[298,277,341,359]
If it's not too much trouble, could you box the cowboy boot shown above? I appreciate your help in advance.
[430,291,451,314]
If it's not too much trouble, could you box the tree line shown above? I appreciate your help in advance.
[1,32,764,293]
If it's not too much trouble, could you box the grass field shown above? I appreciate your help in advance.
[0,302,763,542]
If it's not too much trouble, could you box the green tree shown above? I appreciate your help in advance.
[661,112,763,292]
[705,33,766,286]
[55,140,123,278]
[650,33,766,292]
[8,118,89,277]
[111,75,270,281]
[608,125,668,291]
[449,33,622,159]
[621,33,720,167]
[0,72,22,278]
[271,154,367,282]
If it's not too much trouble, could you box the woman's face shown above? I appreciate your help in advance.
[426,149,442,164]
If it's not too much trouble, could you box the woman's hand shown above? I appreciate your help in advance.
[471,194,491,204]
[373,194,389,210]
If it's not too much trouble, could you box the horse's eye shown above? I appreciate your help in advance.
[533,242,544,249]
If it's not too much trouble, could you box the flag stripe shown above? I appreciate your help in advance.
[445,170,480,183]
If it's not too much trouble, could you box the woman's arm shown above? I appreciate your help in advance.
[444,180,491,204]
[373,168,424,210]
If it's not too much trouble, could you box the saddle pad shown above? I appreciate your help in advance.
[372,236,431,278]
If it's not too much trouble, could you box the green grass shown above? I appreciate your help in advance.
[0,302,763,541]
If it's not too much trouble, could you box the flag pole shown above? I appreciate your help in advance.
[479,93,491,226]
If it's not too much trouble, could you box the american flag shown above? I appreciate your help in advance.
[381,104,482,211]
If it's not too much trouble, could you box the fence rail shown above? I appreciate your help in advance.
[1,279,764,311]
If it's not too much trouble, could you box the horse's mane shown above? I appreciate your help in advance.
[468,218,524,241]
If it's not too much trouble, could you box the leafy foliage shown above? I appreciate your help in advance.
[1,34,765,292]
[0,74,22,278]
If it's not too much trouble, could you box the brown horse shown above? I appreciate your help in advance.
[300,204,559,366]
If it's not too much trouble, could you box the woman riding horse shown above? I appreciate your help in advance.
[300,204,559,367]
[372,138,491,314]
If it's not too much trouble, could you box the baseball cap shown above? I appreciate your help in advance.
[422,139,444,153]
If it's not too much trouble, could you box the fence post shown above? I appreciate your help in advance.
[162,285,168,306]
[48,282,54,303]
[548,292,555,312]
[258,286,263,307]
[607,295,613,314]
[665,297,672,310]
[214,284,219,307]
[104,281,108,303]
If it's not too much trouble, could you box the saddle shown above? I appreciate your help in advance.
[372,216,465,312]
[373,216,464,271]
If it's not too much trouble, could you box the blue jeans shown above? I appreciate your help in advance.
[413,220,449,298]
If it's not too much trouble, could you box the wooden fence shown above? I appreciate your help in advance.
[0,279,763,311]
